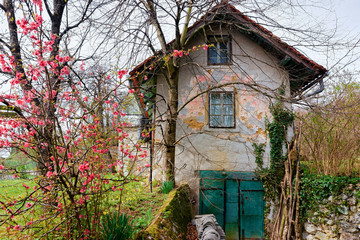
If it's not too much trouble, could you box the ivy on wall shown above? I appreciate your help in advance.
[300,172,360,221]
[254,101,294,200]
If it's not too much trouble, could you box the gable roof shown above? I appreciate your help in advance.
[130,2,327,97]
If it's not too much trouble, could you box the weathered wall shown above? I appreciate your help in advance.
[302,183,360,240]
[135,184,193,240]
[154,28,290,167]
[153,26,291,201]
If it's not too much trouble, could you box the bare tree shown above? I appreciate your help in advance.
[110,0,356,182]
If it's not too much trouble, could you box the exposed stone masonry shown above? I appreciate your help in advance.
[302,184,360,240]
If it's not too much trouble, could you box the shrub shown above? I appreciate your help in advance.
[298,80,360,176]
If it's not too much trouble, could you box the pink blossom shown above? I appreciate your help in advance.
[25,203,32,208]
[79,162,89,173]
[35,15,43,24]
[118,70,128,79]
[16,99,25,106]
[173,49,183,57]
[145,164,150,167]
[46,171,53,178]
[128,89,135,94]
[14,225,21,230]
[203,45,209,50]
[0,165,3,170]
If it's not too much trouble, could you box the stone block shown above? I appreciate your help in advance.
[304,222,317,234]
[348,197,357,206]
[340,232,359,240]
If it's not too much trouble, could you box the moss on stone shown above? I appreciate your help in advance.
[135,184,193,240]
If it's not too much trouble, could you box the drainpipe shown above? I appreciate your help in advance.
[305,72,328,97]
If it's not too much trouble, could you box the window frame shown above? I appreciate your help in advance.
[208,91,236,128]
[207,35,232,66]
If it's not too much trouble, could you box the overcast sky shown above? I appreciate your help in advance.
[335,0,360,33]
[323,0,360,72]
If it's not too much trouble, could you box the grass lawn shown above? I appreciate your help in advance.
[0,177,168,239]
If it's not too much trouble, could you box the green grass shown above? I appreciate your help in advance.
[104,179,168,233]
[0,178,36,198]
[0,177,168,239]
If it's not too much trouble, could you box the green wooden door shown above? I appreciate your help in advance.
[225,179,240,240]
[240,181,265,239]
[199,171,264,240]
[200,178,225,227]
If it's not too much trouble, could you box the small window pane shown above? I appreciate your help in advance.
[209,48,218,64]
[210,116,222,127]
[210,105,221,115]
[223,94,233,104]
[224,105,233,115]
[223,116,234,127]
[211,93,221,104]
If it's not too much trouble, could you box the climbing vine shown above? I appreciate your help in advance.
[254,101,294,200]
[252,143,266,168]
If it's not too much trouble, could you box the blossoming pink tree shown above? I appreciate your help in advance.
[0,0,148,238]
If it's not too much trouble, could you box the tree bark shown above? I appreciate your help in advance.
[164,61,179,182]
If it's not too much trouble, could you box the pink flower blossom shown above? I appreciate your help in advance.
[16,99,25,106]
[14,225,21,230]
[0,165,3,170]
[118,70,128,79]
[173,49,183,57]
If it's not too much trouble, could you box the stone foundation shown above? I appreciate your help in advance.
[302,184,360,240]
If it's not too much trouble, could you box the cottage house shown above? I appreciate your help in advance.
[129,2,327,239]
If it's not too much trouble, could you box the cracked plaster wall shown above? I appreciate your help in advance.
[153,27,291,200]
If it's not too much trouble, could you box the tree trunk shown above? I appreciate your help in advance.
[164,61,179,182]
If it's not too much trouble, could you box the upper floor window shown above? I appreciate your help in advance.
[208,35,231,65]
[209,92,235,128]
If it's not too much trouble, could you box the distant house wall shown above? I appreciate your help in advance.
[153,27,291,190]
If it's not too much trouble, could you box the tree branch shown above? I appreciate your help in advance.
[0,37,11,50]
[180,1,193,47]
[43,0,54,19]
[4,0,31,92]
[142,0,168,53]
[0,3,6,11]
[60,0,93,38]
